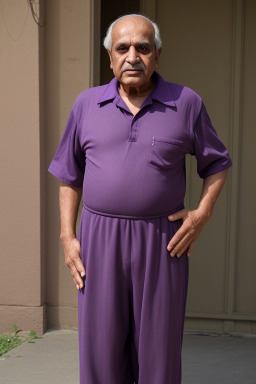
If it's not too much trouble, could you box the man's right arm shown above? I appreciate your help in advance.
[59,181,86,290]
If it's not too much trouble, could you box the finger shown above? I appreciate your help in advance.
[73,256,86,278]
[187,239,196,257]
[71,272,80,290]
[171,230,200,257]
[73,277,80,291]
[169,235,191,257]
[70,265,84,289]
[167,224,190,251]
[176,242,191,258]
[167,209,187,221]
[170,233,192,256]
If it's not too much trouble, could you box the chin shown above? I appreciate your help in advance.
[121,73,146,84]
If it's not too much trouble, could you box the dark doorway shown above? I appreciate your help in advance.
[100,0,141,85]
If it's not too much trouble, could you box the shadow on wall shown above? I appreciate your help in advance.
[100,0,141,85]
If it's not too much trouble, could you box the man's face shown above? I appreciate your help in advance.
[107,16,162,88]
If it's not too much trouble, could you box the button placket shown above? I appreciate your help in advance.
[115,96,152,143]
[129,118,138,142]
[128,99,153,142]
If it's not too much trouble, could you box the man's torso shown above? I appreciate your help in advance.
[72,72,202,219]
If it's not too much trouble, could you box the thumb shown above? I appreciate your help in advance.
[168,209,187,221]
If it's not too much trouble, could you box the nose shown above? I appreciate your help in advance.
[126,46,139,64]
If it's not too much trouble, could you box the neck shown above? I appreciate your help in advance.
[119,77,156,98]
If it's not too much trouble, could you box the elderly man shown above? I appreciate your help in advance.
[48,13,232,384]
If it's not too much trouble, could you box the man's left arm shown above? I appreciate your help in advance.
[167,169,229,257]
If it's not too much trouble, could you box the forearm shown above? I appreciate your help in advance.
[196,169,229,222]
[167,169,229,257]
[59,182,85,290]
[59,181,82,242]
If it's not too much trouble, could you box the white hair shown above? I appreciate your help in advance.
[103,13,162,51]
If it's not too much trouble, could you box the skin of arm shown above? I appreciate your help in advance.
[167,169,229,257]
[59,181,86,290]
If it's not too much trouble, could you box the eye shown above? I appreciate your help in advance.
[137,45,150,53]
[117,46,128,52]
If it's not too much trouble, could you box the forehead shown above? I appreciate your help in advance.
[111,17,155,45]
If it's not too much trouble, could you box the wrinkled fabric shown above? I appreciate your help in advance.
[77,207,189,384]
[48,70,232,219]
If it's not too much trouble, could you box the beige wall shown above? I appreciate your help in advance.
[236,0,256,315]
[0,0,45,334]
[0,0,100,334]
[142,0,256,334]
[44,0,100,329]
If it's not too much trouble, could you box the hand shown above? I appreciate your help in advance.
[167,209,208,258]
[62,236,86,290]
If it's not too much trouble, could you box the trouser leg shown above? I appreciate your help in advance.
[77,208,134,384]
[129,217,189,384]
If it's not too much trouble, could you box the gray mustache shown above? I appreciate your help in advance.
[122,65,144,72]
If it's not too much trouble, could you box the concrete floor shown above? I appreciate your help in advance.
[182,331,256,384]
[1,329,256,383]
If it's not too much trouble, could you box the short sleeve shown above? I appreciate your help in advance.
[191,102,232,179]
[48,108,85,187]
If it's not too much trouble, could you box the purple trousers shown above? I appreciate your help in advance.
[77,206,189,384]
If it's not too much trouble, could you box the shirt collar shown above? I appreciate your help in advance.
[97,71,177,109]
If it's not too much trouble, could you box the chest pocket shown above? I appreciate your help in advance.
[148,136,185,170]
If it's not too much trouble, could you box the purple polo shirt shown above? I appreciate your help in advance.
[48,71,232,219]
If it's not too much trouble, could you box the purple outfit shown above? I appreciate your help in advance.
[48,71,232,384]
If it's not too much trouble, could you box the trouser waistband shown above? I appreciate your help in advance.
[82,204,184,220]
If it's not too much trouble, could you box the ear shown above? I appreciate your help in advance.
[155,47,162,69]
[107,49,113,69]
